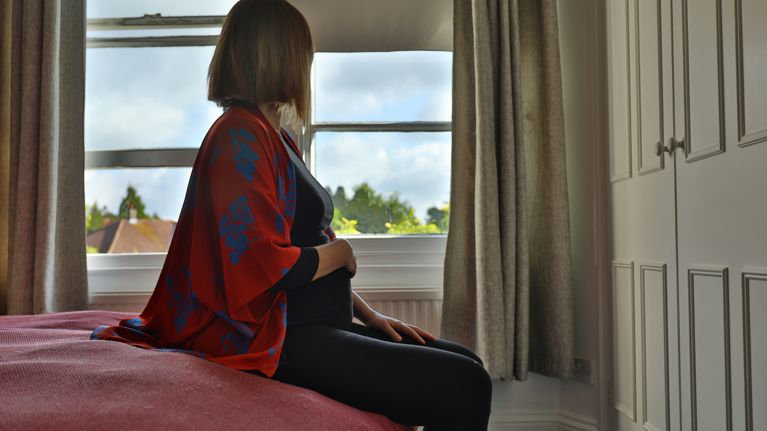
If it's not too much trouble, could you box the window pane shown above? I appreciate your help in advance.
[85,47,222,150]
[87,0,237,19]
[315,132,451,235]
[84,168,192,254]
[312,52,452,123]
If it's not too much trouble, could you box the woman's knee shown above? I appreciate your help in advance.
[429,337,484,367]
[466,360,492,408]
[433,357,492,428]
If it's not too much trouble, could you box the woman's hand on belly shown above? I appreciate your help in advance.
[313,238,356,280]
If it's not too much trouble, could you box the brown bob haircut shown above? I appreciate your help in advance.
[208,0,314,124]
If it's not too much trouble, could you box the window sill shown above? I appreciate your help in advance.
[87,235,447,295]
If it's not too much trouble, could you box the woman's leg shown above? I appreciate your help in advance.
[343,321,485,367]
[270,324,492,430]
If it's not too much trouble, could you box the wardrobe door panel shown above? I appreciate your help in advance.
[640,264,670,431]
[674,0,767,430]
[609,1,677,430]
[680,0,725,161]
[635,0,665,175]
[608,0,633,182]
[737,0,767,146]
[743,273,767,431]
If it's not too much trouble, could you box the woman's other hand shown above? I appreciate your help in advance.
[364,311,437,345]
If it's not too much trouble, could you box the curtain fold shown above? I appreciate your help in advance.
[0,0,88,315]
[442,0,574,380]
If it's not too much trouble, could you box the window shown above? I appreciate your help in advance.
[309,51,452,236]
[85,2,451,295]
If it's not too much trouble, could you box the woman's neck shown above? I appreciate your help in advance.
[257,102,282,133]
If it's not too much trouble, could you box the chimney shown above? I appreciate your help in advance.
[129,203,138,225]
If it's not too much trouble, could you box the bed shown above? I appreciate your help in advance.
[0,310,415,430]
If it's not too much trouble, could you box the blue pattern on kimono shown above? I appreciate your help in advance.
[219,195,256,265]
[229,128,259,182]
[166,266,199,333]
[219,328,253,356]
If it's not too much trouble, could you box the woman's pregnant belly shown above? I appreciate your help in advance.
[285,267,353,330]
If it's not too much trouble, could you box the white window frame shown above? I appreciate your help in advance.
[85,14,449,298]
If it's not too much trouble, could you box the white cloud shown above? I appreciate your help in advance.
[313,52,452,122]
[85,97,186,150]
[316,132,451,221]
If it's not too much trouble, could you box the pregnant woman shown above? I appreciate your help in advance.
[90,0,492,429]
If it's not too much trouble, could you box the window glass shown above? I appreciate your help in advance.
[85,47,222,151]
[312,52,452,123]
[84,168,192,254]
[315,132,451,235]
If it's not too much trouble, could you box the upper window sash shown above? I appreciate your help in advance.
[84,15,452,171]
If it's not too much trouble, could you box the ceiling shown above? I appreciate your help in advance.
[288,0,453,52]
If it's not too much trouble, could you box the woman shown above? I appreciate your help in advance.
[91,0,492,429]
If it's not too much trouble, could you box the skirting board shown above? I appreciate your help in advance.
[489,410,598,431]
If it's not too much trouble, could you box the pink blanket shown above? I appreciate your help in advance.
[0,310,413,431]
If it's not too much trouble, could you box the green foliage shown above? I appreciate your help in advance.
[85,182,448,237]
[385,219,442,234]
[426,203,450,232]
[85,201,117,233]
[328,182,450,235]
[118,185,148,219]
[341,183,389,233]
[85,185,149,234]
[330,186,348,213]
[331,208,361,234]
[86,245,99,254]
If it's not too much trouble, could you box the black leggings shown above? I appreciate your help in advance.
[257,321,493,430]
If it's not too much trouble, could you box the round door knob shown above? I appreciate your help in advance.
[668,137,686,152]
[655,141,670,156]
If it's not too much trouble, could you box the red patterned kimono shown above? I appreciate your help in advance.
[90,104,335,378]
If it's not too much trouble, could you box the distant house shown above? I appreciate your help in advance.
[87,218,176,253]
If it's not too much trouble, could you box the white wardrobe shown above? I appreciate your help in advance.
[606,0,767,430]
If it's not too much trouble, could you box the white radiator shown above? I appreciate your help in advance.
[90,288,444,338]
[358,298,442,338]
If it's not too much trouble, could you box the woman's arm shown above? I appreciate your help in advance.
[311,238,356,281]
[352,290,377,324]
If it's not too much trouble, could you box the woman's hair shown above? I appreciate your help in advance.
[208,0,314,128]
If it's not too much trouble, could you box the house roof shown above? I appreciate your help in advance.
[86,219,176,253]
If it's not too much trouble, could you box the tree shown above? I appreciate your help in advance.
[118,185,149,219]
[330,208,361,234]
[385,218,441,234]
[426,203,450,232]
[331,185,348,213]
[327,182,447,234]
[85,201,116,233]
[341,183,388,233]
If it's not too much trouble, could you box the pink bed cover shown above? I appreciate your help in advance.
[0,310,415,431]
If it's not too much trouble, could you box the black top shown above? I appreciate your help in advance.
[269,131,353,329]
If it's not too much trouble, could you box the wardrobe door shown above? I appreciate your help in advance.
[673,0,767,430]
[608,0,678,430]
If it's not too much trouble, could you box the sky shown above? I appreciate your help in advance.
[84,1,453,224]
